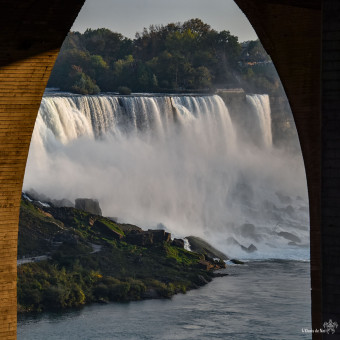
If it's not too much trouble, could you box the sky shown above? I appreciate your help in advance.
[71,0,258,42]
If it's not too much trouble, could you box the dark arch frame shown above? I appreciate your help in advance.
[235,2,323,337]
[0,1,338,339]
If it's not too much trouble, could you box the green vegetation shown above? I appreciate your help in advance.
[118,86,132,95]
[18,197,224,313]
[18,199,63,257]
[48,19,282,95]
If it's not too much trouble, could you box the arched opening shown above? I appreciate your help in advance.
[15,1,314,338]
[4,1,340,339]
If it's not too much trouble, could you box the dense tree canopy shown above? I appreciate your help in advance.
[48,19,279,95]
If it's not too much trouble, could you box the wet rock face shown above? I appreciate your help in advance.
[226,237,258,254]
[241,244,257,253]
[171,238,185,248]
[186,236,228,260]
[277,231,301,244]
[75,198,102,216]
[92,220,123,240]
[148,229,171,243]
[126,232,154,247]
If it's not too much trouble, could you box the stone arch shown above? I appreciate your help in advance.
[0,1,338,339]
[236,1,322,336]
[234,2,323,339]
[0,1,85,338]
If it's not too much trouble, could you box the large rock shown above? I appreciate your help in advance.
[148,229,171,243]
[277,231,301,243]
[186,236,228,260]
[75,198,102,216]
[126,232,153,246]
[125,229,171,247]
[198,260,215,271]
[227,237,257,253]
[171,238,185,248]
[92,220,123,240]
[118,223,142,233]
[241,243,257,253]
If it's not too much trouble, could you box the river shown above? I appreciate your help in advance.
[18,260,311,340]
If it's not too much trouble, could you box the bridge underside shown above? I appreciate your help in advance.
[0,0,338,339]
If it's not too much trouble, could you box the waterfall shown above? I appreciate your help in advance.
[35,94,236,142]
[24,92,309,260]
[246,94,272,148]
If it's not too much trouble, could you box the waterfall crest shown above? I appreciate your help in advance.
[35,94,236,143]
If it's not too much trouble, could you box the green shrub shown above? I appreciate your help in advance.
[71,72,100,95]
[107,282,130,300]
[93,283,109,299]
[118,86,131,95]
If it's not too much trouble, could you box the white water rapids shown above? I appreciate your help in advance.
[23,92,309,260]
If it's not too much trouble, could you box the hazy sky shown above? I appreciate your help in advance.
[72,0,257,42]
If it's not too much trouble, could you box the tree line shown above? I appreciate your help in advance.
[48,18,281,95]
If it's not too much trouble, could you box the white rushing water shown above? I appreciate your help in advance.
[24,93,309,260]
[246,94,272,148]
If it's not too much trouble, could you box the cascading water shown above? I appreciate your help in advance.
[246,94,272,148]
[24,92,309,260]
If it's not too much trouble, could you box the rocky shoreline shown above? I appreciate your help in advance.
[18,194,228,313]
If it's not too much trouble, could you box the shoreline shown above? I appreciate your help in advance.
[18,195,228,314]
[18,267,229,315]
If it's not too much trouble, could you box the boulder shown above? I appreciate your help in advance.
[126,232,153,246]
[230,259,245,265]
[277,231,301,243]
[125,229,171,247]
[186,236,228,260]
[117,223,142,234]
[148,229,171,243]
[198,260,214,270]
[171,238,185,248]
[241,243,257,253]
[93,220,123,240]
[215,258,227,269]
[75,198,102,216]
[201,255,226,270]
[227,237,257,253]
